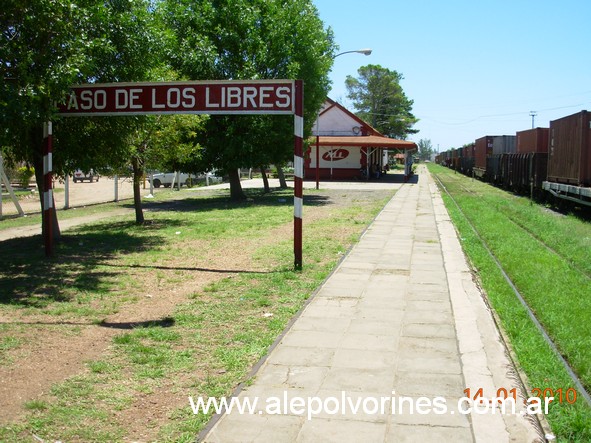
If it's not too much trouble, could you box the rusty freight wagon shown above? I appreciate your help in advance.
[450,148,460,170]
[506,128,550,192]
[459,143,475,175]
[499,153,548,193]
[543,110,591,206]
[482,136,515,182]
[474,136,493,178]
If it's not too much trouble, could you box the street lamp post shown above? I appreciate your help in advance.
[315,48,372,189]
[334,49,373,58]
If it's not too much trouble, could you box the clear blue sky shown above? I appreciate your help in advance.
[313,0,591,150]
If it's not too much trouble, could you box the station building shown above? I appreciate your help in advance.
[306,98,417,180]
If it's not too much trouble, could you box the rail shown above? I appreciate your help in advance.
[431,171,591,410]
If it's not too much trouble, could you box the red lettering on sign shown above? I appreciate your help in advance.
[57,81,295,116]
[322,149,350,161]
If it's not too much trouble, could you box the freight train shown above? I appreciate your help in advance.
[435,110,591,208]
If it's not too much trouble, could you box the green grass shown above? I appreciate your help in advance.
[0,335,23,365]
[0,335,22,352]
[429,163,591,442]
[1,189,34,198]
[0,186,393,442]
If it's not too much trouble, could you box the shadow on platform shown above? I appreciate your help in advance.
[305,172,419,185]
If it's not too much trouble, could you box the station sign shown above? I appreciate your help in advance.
[57,80,295,116]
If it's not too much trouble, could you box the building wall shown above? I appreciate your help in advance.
[312,101,370,136]
[305,145,389,180]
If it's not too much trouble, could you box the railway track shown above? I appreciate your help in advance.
[437,172,591,281]
[431,170,591,410]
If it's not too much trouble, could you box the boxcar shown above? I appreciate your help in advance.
[547,110,591,186]
[516,128,549,154]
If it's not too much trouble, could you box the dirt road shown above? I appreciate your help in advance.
[1,176,146,216]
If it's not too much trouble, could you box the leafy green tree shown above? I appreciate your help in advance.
[163,0,335,199]
[2,0,171,231]
[59,0,168,224]
[345,64,418,139]
[146,114,207,174]
[417,138,433,161]
[1,0,105,239]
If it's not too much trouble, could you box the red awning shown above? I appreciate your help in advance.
[313,135,417,149]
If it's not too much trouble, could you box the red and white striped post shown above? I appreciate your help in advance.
[293,80,304,269]
[43,121,54,257]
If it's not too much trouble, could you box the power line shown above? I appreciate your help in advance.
[416,101,590,126]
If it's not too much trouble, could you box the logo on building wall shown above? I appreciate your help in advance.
[322,149,350,161]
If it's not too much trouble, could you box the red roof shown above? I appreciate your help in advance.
[313,135,417,149]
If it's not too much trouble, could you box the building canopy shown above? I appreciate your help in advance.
[314,135,416,149]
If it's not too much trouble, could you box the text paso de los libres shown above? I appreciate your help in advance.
[58,81,295,116]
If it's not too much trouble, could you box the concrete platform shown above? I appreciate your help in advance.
[200,165,543,442]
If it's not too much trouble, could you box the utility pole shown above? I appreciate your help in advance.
[529,111,537,129]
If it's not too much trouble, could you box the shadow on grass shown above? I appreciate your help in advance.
[99,316,175,329]
[132,188,333,214]
[72,218,185,233]
[100,262,275,274]
[0,225,165,308]
[0,190,333,309]
[0,317,176,329]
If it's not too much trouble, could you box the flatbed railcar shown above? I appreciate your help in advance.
[436,110,591,208]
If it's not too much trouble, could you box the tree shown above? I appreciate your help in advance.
[345,64,418,139]
[146,114,207,175]
[2,0,172,231]
[417,139,433,161]
[61,0,168,225]
[2,0,106,241]
[163,0,335,199]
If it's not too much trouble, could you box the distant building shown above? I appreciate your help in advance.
[308,98,416,180]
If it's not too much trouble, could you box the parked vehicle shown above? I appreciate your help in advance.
[73,169,99,183]
[147,171,222,188]
[200,171,223,185]
[148,172,191,188]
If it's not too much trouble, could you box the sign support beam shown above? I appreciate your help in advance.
[293,80,303,270]
[52,79,304,269]
[43,122,54,257]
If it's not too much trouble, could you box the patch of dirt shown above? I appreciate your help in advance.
[0,234,260,429]
[116,378,191,443]
[0,325,117,424]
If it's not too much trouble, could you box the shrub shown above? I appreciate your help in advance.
[17,166,35,188]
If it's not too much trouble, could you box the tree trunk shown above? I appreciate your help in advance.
[277,165,288,189]
[131,156,145,224]
[260,165,270,193]
[228,168,246,200]
[33,131,61,244]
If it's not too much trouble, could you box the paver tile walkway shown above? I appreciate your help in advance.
[201,166,543,443]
